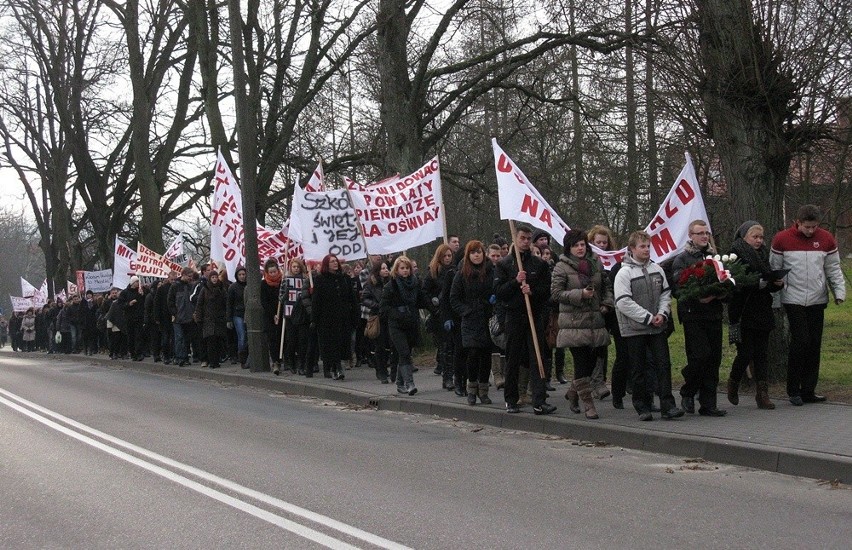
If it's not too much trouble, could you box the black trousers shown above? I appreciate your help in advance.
[625,332,676,414]
[569,346,598,379]
[610,331,630,399]
[205,335,222,367]
[730,327,770,384]
[465,347,491,384]
[680,320,723,410]
[503,314,547,407]
[784,304,825,398]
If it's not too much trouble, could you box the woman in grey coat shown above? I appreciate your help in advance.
[551,229,613,419]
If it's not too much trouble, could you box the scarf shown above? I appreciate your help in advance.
[730,237,773,278]
[396,275,419,305]
[684,240,715,257]
[263,270,282,288]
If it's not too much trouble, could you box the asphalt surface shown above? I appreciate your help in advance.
[4,348,849,483]
[1,351,851,549]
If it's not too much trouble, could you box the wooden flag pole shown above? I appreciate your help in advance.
[508,220,546,379]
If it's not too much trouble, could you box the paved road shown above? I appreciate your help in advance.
[1,353,850,548]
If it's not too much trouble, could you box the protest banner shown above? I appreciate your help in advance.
[165,233,187,265]
[20,277,37,298]
[10,296,32,312]
[493,139,570,246]
[134,243,183,278]
[289,187,367,261]
[75,269,113,294]
[345,157,445,254]
[113,237,136,289]
[282,276,303,317]
[67,281,78,296]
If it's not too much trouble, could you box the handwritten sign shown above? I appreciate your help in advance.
[289,188,366,261]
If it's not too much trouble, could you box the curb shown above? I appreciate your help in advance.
[60,354,852,483]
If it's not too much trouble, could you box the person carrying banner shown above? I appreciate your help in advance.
[614,231,684,421]
[494,224,556,415]
[277,259,311,376]
[312,254,357,380]
[551,229,613,419]
[770,204,846,405]
[450,240,496,405]
[672,220,726,417]
[381,256,429,395]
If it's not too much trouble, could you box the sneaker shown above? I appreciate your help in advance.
[789,396,804,406]
[505,403,520,413]
[407,384,417,396]
[533,403,557,416]
[639,412,653,421]
[397,386,407,394]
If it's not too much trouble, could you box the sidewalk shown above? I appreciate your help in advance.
[72,354,852,483]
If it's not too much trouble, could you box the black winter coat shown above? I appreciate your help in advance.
[196,280,228,338]
[226,280,246,321]
[312,271,356,363]
[381,275,428,331]
[494,250,551,326]
[449,263,494,349]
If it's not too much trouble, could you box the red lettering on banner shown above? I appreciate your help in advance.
[664,199,678,219]
[675,179,695,204]
[520,194,553,228]
[497,154,512,173]
[650,228,677,257]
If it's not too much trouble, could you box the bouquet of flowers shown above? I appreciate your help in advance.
[676,254,759,302]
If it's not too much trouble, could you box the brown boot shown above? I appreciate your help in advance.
[565,381,581,413]
[575,377,599,419]
[491,353,505,390]
[517,366,531,406]
[756,381,775,409]
[727,377,739,405]
[478,382,492,405]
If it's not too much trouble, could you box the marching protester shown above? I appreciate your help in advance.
[82,290,99,356]
[672,220,727,417]
[195,269,228,369]
[0,315,8,348]
[770,205,846,405]
[551,229,613,419]
[259,259,284,374]
[21,307,36,351]
[362,260,393,383]
[227,267,249,369]
[450,240,496,405]
[278,259,312,376]
[423,243,456,390]
[152,272,176,363]
[312,254,357,380]
[381,256,429,395]
[168,267,197,367]
[494,224,557,415]
[588,225,618,400]
[614,231,684,421]
[727,221,784,409]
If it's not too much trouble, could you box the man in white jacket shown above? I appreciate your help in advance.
[770,204,846,405]
[614,231,684,421]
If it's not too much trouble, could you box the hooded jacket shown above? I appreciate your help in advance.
[613,252,671,337]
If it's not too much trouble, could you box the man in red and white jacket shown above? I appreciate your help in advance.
[770,204,846,406]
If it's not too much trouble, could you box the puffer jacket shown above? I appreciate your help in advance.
[550,253,613,348]
[770,223,846,306]
[613,252,671,337]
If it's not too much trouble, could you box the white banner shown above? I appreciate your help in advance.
[134,243,183,278]
[20,277,37,298]
[10,296,32,313]
[492,139,570,246]
[165,233,186,265]
[289,187,367,261]
[67,281,78,296]
[345,157,445,255]
[76,269,113,294]
[113,237,136,289]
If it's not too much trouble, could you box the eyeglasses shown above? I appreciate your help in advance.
[690,231,711,236]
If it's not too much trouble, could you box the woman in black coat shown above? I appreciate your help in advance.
[423,243,456,390]
[278,258,312,377]
[195,270,228,368]
[312,254,356,380]
[381,256,429,395]
[362,260,392,383]
[727,221,784,409]
[260,259,284,373]
[449,240,495,405]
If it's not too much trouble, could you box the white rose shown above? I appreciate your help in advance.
[722,254,730,262]
[729,253,738,261]
[706,255,714,260]
[713,254,721,261]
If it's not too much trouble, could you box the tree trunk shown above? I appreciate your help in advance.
[624,0,639,230]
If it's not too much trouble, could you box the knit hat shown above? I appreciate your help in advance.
[532,230,549,244]
[562,229,587,251]
[129,275,140,286]
[735,220,760,240]
[208,270,219,278]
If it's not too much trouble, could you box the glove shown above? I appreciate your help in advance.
[488,294,497,305]
[443,320,454,332]
[431,296,439,306]
[227,321,233,329]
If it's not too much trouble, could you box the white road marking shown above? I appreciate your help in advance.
[0,387,412,550]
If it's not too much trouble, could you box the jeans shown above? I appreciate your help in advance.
[233,316,247,355]
[173,322,190,361]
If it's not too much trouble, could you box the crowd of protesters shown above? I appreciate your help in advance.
[3,205,844,420]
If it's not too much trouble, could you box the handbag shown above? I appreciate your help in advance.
[364,315,380,339]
